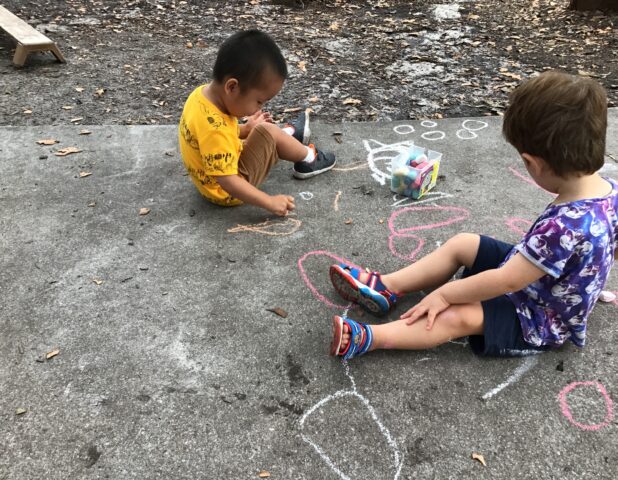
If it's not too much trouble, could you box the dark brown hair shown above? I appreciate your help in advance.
[502,71,607,177]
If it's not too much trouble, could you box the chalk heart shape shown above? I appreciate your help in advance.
[388,205,470,260]
[298,251,361,309]
[388,232,424,261]
[506,217,532,237]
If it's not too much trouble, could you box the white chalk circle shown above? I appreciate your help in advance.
[420,120,437,128]
[393,124,415,135]
[299,192,314,201]
[456,129,477,140]
[461,119,488,132]
[421,131,445,141]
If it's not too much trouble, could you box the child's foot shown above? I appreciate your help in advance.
[293,145,336,179]
[284,110,311,145]
[329,263,399,316]
[331,315,373,360]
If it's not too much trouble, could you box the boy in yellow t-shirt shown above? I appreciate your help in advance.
[179,30,336,216]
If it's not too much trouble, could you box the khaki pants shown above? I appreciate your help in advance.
[237,123,279,186]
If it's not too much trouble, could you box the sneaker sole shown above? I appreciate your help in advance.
[292,158,337,180]
[301,109,311,145]
[330,315,344,356]
[329,265,388,316]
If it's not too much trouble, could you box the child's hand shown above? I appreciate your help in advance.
[268,194,295,216]
[246,110,273,131]
[400,291,450,330]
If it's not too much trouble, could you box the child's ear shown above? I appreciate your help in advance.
[224,78,240,95]
[521,153,546,176]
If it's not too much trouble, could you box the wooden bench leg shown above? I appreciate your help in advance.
[12,44,28,67]
[49,44,66,63]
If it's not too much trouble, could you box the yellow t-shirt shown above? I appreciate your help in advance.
[178,85,243,206]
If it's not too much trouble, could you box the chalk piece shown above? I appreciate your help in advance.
[599,291,616,303]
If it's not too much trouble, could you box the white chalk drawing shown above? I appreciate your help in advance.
[300,359,404,480]
[299,191,314,201]
[363,138,413,186]
[420,120,437,128]
[421,130,446,141]
[391,191,454,208]
[456,120,489,140]
[393,125,415,135]
[481,356,539,400]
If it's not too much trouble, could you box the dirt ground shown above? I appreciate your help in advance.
[0,0,616,126]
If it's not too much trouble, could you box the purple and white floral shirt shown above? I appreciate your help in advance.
[502,177,618,348]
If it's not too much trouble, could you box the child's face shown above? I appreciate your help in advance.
[223,70,284,118]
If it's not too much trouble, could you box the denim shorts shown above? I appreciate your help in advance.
[464,235,549,357]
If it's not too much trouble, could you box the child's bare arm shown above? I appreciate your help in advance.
[403,253,545,328]
[216,174,294,216]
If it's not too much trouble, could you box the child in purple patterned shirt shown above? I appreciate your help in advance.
[329,71,618,359]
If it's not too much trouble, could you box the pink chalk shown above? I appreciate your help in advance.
[558,381,614,431]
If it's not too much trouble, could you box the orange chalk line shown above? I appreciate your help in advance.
[333,191,342,211]
[227,217,302,236]
[332,161,368,172]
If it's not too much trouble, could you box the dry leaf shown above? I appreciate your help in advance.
[46,349,60,360]
[297,61,307,72]
[472,453,486,466]
[36,139,59,145]
[342,98,362,106]
[23,109,32,114]
[75,86,85,92]
[70,117,84,123]
[79,129,92,135]
[62,105,73,110]
[15,408,27,415]
[79,171,92,178]
[344,219,353,224]
[95,88,106,96]
[186,41,193,48]
[266,307,288,318]
[55,147,82,156]
[93,279,103,285]
[379,219,384,224]
[258,472,271,478]
[329,21,340,31]
[88,202,96,207]
[139,207,151,216]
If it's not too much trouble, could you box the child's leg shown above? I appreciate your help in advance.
[237,123,280,186]
[258,122,309,162]
[359,233,481,294]
[335,303,483,355]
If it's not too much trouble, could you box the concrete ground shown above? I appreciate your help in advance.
[1,111,617,480]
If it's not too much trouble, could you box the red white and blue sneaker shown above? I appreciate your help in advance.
[329,263,400,316]
[331,315,373,360]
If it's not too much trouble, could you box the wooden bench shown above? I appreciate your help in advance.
[0,5,65,66]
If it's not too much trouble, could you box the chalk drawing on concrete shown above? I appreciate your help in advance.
[227,217,302,236]
[300,349,404,480]
[558,381,614,431]
[481,356,538,401]
[299,191,314,201]
[363,139,413,186]
[332,160,369,172]
[391,191,454,208]
[421,130,446,141]
[456,120,488,140]
[333,191,342,211]
[420,120,437,128]
[393,124,415,135]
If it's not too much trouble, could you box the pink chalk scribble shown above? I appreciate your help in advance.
[508,166,553,196]
[388,205,470,260]
[558,381,614,431]
[506,217,532,236]
[298,250,359,309]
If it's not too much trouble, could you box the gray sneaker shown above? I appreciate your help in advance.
[286,109,311,145]
[293,146,336,179]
